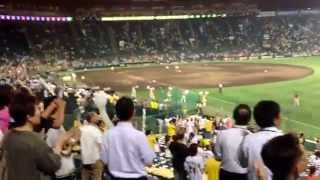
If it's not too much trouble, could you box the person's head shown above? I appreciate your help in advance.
[9,92,41,128]
[189,132,195,139]
[261,133,306,180]
[0,84,14,110]
[299,133,304,138]
[173,133,184,142]
[115,97,134,121]
[188,143,198,156]
[254,100,281,128]
[43,96,57,109]
[233,104,251,126]
[146,130,152,136]
[86,112,100,124]
[205,144,212,151]
[314,151,320,158]
[309,166,316,176]
[15,85,33,96]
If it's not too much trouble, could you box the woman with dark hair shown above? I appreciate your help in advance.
[0,84,14,133]
[184,143,204,180]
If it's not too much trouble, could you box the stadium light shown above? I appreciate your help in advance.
[101,14,222,21]
[0,14,73,22]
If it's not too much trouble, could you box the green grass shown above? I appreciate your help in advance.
[132,57,320,138]
[204,57,320,138]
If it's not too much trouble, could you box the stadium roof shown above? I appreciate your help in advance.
[1,0,319,11]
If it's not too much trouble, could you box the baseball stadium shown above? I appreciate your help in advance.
[3,0,320,180]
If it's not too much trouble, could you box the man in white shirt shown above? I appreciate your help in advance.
[100,97,155,180]
[215,104,252,180]
[80,112,104,180]
[239,100,283,180]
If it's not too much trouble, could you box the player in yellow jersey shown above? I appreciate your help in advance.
[146,130,157,150]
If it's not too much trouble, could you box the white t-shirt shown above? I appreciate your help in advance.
[309,155,320,176]
[46,127,75,177]
[55,155,75,178]
[46,127,66,148]
[184,155,204,180]
[199,118,206,130]
[201,150,214,162]
[191,135,203,144]
[80,124,103,165]
[186,121,194,136]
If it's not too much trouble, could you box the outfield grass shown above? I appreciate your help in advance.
[134,57,320,138]
[198,57,320,138]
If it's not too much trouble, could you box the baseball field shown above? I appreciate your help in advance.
[77,56,320,138]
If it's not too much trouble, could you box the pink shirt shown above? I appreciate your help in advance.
[0,107,10,132]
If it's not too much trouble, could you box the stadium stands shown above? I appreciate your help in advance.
[1,14,320,70]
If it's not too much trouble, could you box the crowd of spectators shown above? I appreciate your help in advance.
[1,66,320,180]
[1,14,320,71]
